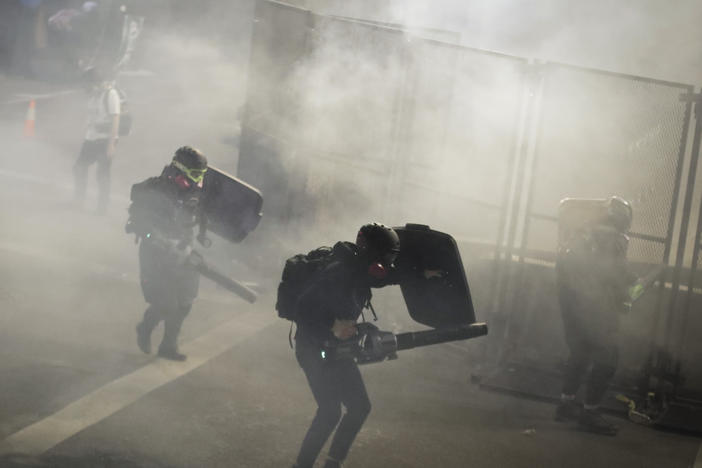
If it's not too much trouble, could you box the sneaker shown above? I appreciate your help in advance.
[157,346,187,361]
[555,400,582,422]
[136,323,151,354]
[578,409,618,435]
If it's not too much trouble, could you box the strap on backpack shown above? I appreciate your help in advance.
[364,299,378,322]
[288,321,295,349]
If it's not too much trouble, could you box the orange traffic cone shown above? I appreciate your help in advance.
[23,99,36,137]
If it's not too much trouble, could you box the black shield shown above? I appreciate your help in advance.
[393,224,476,328]
[202,166,263,243]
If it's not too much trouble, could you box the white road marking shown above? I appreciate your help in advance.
[0,310,274,456]
[0,163,272,456]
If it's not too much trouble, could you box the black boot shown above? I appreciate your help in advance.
[136,306,161,354]
[157,345,187,361]
[554,400,582,422]
[578,409,618,435]
[136,322,151,354]
[157,306,189,361]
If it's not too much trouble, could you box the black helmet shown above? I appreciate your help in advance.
[173,146,207,170]
[356,223,400,267]
[606,196,632,232]
[171,146,208,185]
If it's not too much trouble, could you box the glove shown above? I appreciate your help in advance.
[628,282,645,303]
[332,319,357,340]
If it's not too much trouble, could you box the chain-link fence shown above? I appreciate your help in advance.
[521,65,692,263]
[291,17,527,248]
[674,188,702,397]
[396,41,526,248]
[240,0,526,250]
[239,0,702,398]
[505,63,692,371]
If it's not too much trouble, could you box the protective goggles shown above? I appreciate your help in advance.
[172,160,207,184]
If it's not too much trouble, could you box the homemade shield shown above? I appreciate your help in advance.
[201,167,263,243]
[394,224,476,327]
[557,198,609,249]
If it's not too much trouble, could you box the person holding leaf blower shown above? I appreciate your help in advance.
[278,223,401,468]
[278,222,490,465]
[126,146,210,362]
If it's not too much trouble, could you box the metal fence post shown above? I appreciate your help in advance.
[494,61,543,360]
[661,93,702,369]
[641,90,693,392]
[665,92,702,392]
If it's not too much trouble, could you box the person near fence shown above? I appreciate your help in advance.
[554,196,637,435]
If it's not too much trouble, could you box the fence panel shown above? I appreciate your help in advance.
[397,41,527,246]
[512,63,692,369]
[676,196,702,397]
[523,65,691,261]
[238,1,312,220]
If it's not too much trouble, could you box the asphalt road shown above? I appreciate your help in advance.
[1,75,701,468]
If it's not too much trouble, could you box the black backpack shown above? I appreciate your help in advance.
[276,246,336,321]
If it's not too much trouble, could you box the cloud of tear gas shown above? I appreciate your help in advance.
[249,0,700,248]
[245,6,524,252]
[328,0,702,84]
[239,0,702,379]
[121,34,243,172]
[125,0,702,443]
[0,0,262,421]
[4,1,701,436]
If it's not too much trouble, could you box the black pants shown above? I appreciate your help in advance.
[559,287,619,406]
[138,241,199,351]
[139,303,191,351]
[295,335,371,468]
[73,139,112,210]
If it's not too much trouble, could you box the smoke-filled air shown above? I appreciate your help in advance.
[1,1,702,467]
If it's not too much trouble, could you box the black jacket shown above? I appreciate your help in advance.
[295,242,374,342]
[127,173,204,245]
[127,173,204,305]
